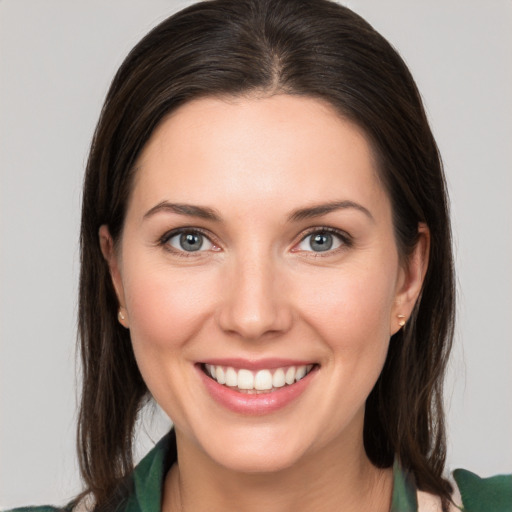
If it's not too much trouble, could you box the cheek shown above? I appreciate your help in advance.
[123,263,217,364]
[293,257,399,419]
[297,262,397,351]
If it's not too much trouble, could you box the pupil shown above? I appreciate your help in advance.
[311,233,332,252]
[180,233,202,251]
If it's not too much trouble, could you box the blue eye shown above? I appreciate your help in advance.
[166,231,214,252]
[297,231,345,252]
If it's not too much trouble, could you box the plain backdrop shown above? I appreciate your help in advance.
[1,0,511,507]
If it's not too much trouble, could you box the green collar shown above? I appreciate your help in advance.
[126,430,418,512]
[390,459,417,511]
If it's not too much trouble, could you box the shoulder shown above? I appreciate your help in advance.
[3,432,176,512]
[417,469,512,512]
[452,468,512,512]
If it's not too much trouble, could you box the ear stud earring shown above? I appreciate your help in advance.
[118,309,126,323]
[397,314,406,327]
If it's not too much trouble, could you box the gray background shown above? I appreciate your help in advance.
[1,0,511,507]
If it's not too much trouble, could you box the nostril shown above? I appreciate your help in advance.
[216,307,294,341]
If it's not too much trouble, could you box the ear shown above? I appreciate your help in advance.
[99,225,129,328]
[390,223,430,335]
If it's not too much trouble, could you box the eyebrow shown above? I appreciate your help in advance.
[143,201,222,222]
[143,199,374,223]
[288,200,374,223]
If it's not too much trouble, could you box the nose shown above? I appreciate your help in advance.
[216,254,293,340]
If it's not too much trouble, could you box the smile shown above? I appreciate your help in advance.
[198,360,319,414]
[203,364,315,394]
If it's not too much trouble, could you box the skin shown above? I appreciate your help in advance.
[100,94,429,512]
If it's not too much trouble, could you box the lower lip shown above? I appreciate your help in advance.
[197,365,317,415]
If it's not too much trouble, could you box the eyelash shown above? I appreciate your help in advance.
[158,226,353,257]
[296,227,353,257]
[158,227,219,258]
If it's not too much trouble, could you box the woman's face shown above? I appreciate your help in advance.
[101,94,427,473]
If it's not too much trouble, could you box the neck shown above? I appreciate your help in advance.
[163,427,393,512]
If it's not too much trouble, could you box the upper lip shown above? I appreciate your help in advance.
[198,358,317,371]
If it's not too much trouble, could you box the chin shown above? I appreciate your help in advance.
[211,443,306,474]
[192,422,313,474]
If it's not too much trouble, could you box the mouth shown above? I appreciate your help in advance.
[197,359,319,415]
[200,363,317,394]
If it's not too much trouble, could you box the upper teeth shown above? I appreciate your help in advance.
[204,364,314,391]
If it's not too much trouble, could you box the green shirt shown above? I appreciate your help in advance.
[7,431,512,512]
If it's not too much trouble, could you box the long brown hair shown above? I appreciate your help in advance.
[78,0,455,506]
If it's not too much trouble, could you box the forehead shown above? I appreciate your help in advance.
[129,94,388,220]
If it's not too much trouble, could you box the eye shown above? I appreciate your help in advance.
[296,229,347,253]
[165,230,216,253]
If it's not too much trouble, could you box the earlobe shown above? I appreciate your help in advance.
[117,306,129,329]
[99,225,129,328]
[391,223,430,334]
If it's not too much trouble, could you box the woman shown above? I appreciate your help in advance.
[7,0,510,511]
